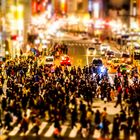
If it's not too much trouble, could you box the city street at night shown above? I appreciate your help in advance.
[0,0,140,140]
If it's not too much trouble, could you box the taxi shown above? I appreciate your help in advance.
[60,55,71,66]
[118,64,132,75]
[111,58,121,69]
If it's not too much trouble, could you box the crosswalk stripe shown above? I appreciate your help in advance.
[1,122,137,140]
[9,124,20,136]
[60,125,68,136]
[119,130,124,139]
[20,123,35,136]
[130,134,136,140]
[93,129,100,139]
[44,123,55,137]
[38,122,48,135]
[1,128,8,135]
[69,126,79,138]
[26,123,35,135]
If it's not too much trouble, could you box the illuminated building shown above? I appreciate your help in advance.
[130,0,140,29]
[138,0,140,27]
[32,0,47,15]
[0,0,32,58]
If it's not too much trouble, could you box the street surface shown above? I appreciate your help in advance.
[0,40,138,140]
[1,100,136,140]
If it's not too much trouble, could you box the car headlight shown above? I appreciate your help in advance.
[107,60,111,63]
[100,66,106,73]
[127,58,131,62]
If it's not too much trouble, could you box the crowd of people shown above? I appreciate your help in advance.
[0,55,139,139]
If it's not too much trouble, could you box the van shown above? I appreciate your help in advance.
[45,56,54,66]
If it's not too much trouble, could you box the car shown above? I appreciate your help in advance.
[92,38,101,45]
[92,58,103,66]
[87,47,96,56]
[106,50,115,58]
[45,56,54,66]
[118,64,132,74]
[79,34,89,40]
[100,44,110,55]
[121,53,132,64]
[111,58,121,68]
[60,55,71,66]
[106,57,113,65]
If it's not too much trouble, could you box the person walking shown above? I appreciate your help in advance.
[20,114,29,134]
[111,116,120,140]
[71,107,78,128]
[94,110,101,129]
[4,110,12,130]
[114,92,122,108]
[53,116,61,139]
[100,117,110,139]
[32,116,41,135]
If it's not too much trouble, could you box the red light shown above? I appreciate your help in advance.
[11,35,17,40]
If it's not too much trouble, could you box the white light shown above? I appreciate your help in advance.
[100,66,105,73]
[93,3,99,19]
[39,33,44,39]
[42,45,47,49]
[35,39,40,44]
[47,4,52,19]
[6,51,9,55]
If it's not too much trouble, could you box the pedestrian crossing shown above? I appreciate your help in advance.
[0,121,136,140]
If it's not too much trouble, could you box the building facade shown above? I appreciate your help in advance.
[137,0,140,27]
[0,0,32,58]
[130,0,140,29]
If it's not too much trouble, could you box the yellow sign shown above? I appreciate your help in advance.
[77,59,82,65]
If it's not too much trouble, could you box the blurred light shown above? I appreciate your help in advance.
[42,45,47,49]
[67,15,79,25]
[88,0,93,12]
[26,44,31,52]
[17,36,23,42]
[47,4,52,19]
[42,39,47,44]
[100,66,106,73]
[35,39,40,44]
[93,2,99,19]
[39,33,44,39]
[17,5,23,20]
[94,19,104,29]
[61,0,66,13]
[131,21,138,29]
[6,51,9,55]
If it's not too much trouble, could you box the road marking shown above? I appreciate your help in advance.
[20,123,35,136]
[60,125,68,136]
[93,129,100,139]
[120,130,124,140]
[38,122,48,135]
[69,125,79,138]
[44,123,54,137]
[9,124,20,136]
[130,134,136,140]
